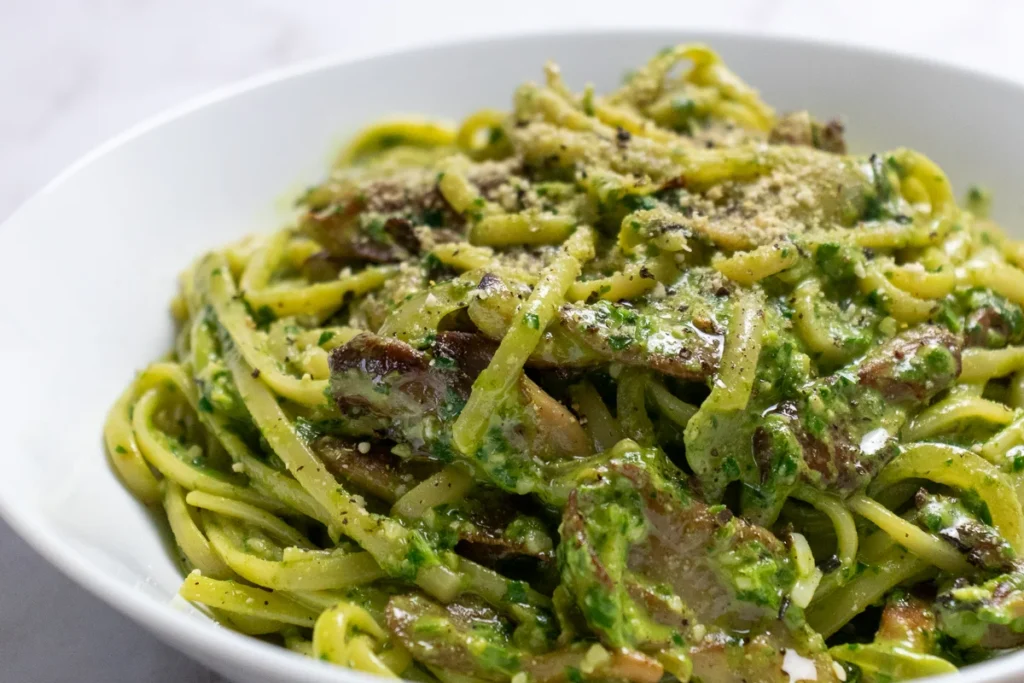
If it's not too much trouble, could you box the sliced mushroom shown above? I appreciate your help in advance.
[912,490,1017,573]
[386,592,664,683]
[313,436,425,503]
[386,593,517,681]
[769,111,847,154]
[468,273,723,382]
[937,572,1024,650]
[329,331,590,496]
[829,593,957,679]
[940,287,1024,349]
[856,326,963,403]
[689,629,839,683]
[750,326,962,499]
[300,169,464,263]
[445,495,556,566]
[523,644,663,683]
[876,593,940,652]
[557,441,835,682]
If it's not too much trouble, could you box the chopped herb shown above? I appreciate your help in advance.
[608,335,633,351]
[1013,453,1024,473]
[422,208,444,227]
[251,305,277,329]
[504,580,529,604]
[423,252,445,274]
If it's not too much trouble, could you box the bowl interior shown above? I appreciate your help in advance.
[2,30,1024,683]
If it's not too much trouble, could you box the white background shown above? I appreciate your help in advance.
[2,1,1024,680]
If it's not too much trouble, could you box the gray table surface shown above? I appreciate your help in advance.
[3,0,1024,680]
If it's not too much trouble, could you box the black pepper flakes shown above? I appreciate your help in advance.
[820,555,842,573]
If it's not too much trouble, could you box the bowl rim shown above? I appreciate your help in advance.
[2,27,1021,683]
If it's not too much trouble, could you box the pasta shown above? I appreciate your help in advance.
[106,45,1024,682]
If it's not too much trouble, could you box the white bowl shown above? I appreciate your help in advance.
[2,29,1023,683]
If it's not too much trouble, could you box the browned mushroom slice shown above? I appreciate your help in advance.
[444,496,556,566]
[815,119,847,154]
[386,592,518,681]
[559,442,793,641]
[750,327,960,520]
[769,111,846,154]
[876,593,941,652]
[912,490,1017,572]
[688,629,839,683]
[468,273,723,382]
[468,273,598,367]
[793,326,961,491]
[937,571,1024,649]
[300,168,465,263]
[386,592,663,683]
[313,436,425,503]
[936,287,1024,349]
[315,434,555,566]
[557,441,836,682]
[688,326,962,522]
[523,644,663,683]
[829,593,957,679]
[856,326,963,402]
[329,331,590,496]
[559,301,721,382]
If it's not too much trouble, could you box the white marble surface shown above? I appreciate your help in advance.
[3,1,1024,680]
